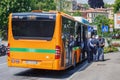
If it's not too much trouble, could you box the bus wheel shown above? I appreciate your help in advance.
[73,54,76,68]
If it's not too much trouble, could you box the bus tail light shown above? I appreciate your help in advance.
[7,43,10,57]
[55,45,61,59]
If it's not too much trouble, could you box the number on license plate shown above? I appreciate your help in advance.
[26,61,37,64]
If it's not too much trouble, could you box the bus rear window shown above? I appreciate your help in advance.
[12,16,56,40]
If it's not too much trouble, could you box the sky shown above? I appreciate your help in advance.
[77,0,115,4]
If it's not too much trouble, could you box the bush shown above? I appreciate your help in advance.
[104,46,119,53]
[111,43,120,47]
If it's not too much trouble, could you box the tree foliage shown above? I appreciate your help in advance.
[94,15,109,36]
[104,4,113,8]
[0,0,35,39]
[83,4,90,9]
[113,0,120,13]
[72,11,81,16]
[33,0,56,11]
[0,0,56,39]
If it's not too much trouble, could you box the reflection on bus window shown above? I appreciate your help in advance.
[12,17,55,40]
[62,17,75,50]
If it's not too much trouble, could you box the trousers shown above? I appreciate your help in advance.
[97,47,104,61]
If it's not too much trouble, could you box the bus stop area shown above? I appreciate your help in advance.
[0,40,120,80]
[69,51,120,80]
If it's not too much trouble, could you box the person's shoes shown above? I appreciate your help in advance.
[102,59,105,61]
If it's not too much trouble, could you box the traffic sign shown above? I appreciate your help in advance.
[88,26,93,32]
[102,25,108,32]
[110,28,113,32]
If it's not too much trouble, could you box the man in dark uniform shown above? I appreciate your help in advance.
[87,35,98,62]
[87,36,92,63]
[97,35,105,61]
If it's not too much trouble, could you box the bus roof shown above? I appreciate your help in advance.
[12,12,56,16]
[11,11,75,21]
[11,12,91,27]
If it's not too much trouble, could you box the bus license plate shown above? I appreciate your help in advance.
[26,61,37,64]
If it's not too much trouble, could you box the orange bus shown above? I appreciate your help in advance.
[7,11,88,70]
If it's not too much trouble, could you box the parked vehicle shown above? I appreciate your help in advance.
[0,44,7,56]
[112,34,120,39]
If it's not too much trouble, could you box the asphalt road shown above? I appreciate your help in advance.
[0,41,89,80]
[0,55,89,80]
[1,51,120,80]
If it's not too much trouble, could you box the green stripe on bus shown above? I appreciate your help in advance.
[10,48,56,54]
[72,47,80,50]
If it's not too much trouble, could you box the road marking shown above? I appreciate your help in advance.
[0,62,7,65]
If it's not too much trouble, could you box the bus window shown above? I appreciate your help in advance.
[62,17,75,46]
[12,14,56,40]
[76,23,81,47]
[62,17,75,65]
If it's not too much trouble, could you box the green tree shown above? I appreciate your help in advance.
[33,0,56,11]
[113,0,120,13]
[0,0,56,39]
[72,11,81,16]
[82,4,90,9]
[62,10,81,16]
[109,19,114,25]
[0,0,35,39]
[94,15,109,36]
[104,4,113,8]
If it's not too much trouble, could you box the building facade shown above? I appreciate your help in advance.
[114,12,120,29]
[81,8,108,23]
[80,8,113,23]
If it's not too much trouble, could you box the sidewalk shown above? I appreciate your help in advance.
[69,51,120,80]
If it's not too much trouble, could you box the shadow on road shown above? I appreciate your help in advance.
[14,60,92,79]
[97,58,110,62]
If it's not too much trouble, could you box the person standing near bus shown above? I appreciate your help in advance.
[87,35,98,62]
[97,35,105,61]
[86,36,89,62]
[91,35,98,61]
[87,36,93,63]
